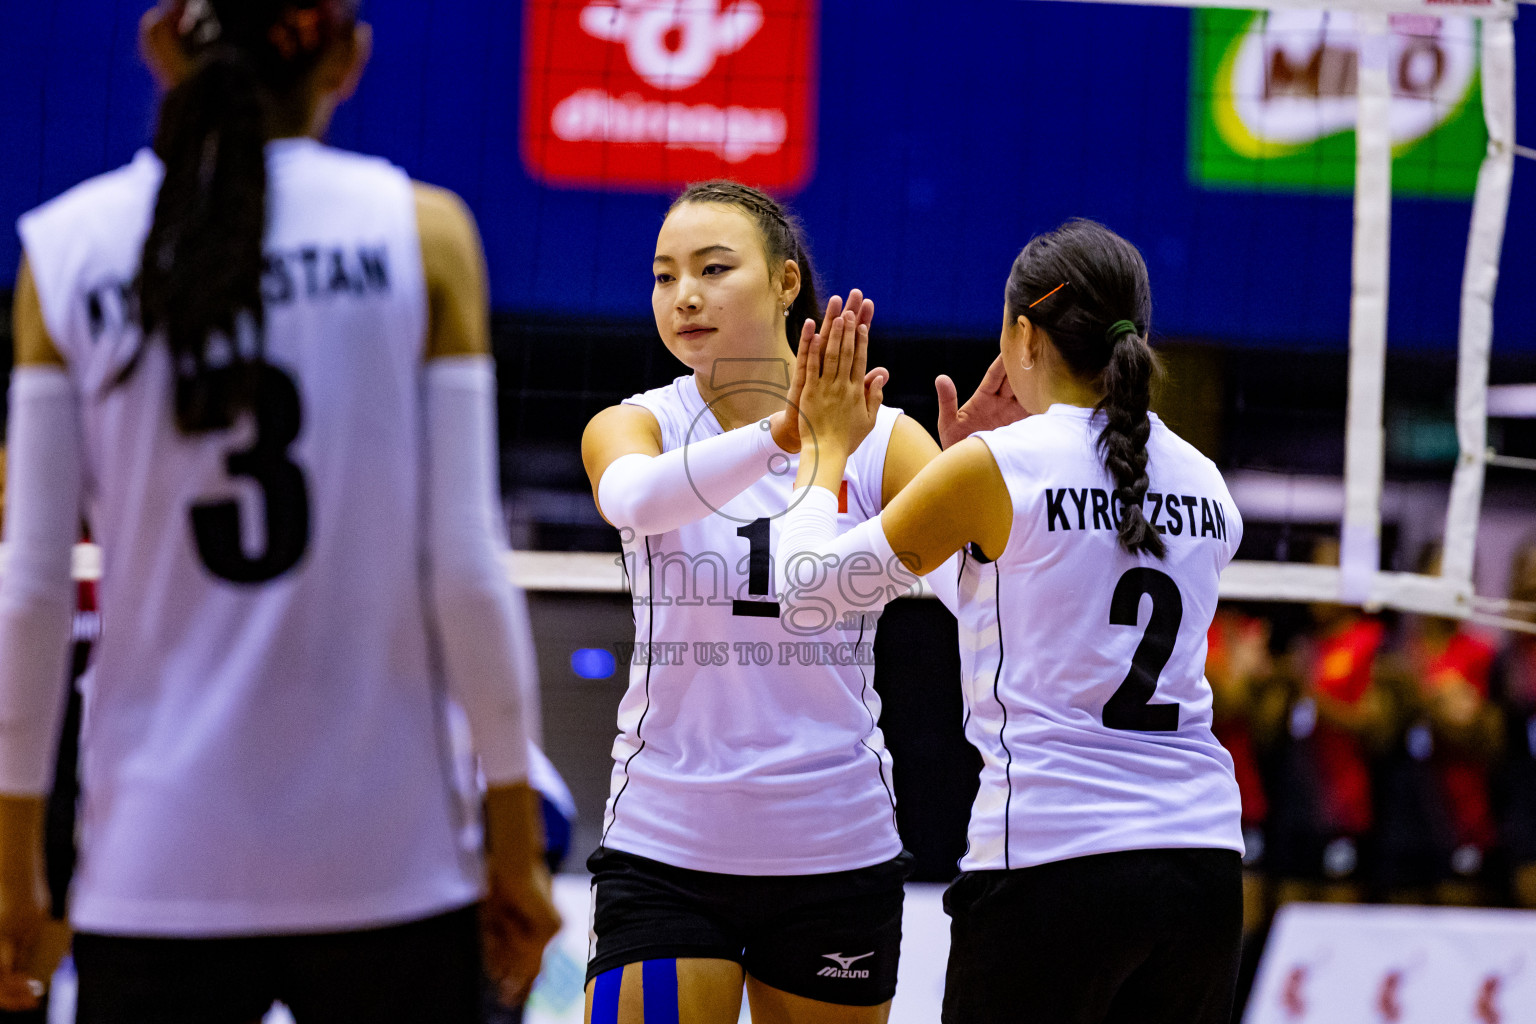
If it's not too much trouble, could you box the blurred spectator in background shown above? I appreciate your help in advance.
[1376,543,1492,902]
[1372,650,1455,905]
[1376,545,1501,906]
[1493,535,1536,909]
[1208,608,1277,916]
[1207,604,1282,1012]
[1266,538,1388,907]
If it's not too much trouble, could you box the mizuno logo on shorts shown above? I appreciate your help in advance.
[818,951,873,978]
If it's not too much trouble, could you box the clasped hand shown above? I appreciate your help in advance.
[769,290,885,454]
[792,296,887,460]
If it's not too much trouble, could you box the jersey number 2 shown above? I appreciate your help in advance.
[189,365,311,584]
[1103,567,1182,732]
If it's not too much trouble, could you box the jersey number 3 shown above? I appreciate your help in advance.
[1103,567,1182,732]
[189,365,311,584]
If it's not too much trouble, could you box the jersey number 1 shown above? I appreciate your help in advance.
[1103,567,1182,732]
[732,517,780,618]
[189,365,311,584]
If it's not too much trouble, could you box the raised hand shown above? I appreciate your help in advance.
[797,305,887,462]
[935,354,1028,449]
[771,289,878,453]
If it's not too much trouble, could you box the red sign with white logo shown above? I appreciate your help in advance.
[521,0,818,191]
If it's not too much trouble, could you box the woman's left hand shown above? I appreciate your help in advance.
[797,307,887,461]
[935,355,1028,449]
[771,290,875,453]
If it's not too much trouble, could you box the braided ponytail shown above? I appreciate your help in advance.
[126,0,358,433]
[1098,329,1164,558]
[670,180,820,345]
[1005,219,1164,558]
[137,42,271,432]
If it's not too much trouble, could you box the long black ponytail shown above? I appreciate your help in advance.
[1005,219,1164,558]
[669,180,820,346]
[129,0,356,433]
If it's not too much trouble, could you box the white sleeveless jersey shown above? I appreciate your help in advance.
[17,140,482,935]
[602,376,905,874]
[958,405,1244,872]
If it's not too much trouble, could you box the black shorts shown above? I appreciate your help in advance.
[943,848,1242,1024]
[73,904,481,1024]
[586,846,911,1007]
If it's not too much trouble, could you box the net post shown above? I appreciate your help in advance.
[1441,17,1516,604]
[1339,12,1392,606]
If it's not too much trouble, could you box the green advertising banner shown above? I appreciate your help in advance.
[1189,9,1486,197]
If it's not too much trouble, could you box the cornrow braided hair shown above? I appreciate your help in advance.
[670,180,820,345]
[124,0,359,434]
[1006,219,1165,559]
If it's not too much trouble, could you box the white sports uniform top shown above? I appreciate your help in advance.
[17,140,482,935]
[958,405,1244,872]
[602,376,904,874]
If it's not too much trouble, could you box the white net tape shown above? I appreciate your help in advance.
[10,541,1524,638]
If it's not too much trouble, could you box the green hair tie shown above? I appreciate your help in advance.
[1106,319,1138,343]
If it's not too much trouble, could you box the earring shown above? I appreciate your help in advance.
[782,303,789,317]
[1020,357,1034,371]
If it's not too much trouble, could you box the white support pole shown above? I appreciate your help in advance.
[1442,18,1517,601]
[1339,13,1392,606]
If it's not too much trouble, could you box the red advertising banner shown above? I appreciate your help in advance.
[522,0,818,191]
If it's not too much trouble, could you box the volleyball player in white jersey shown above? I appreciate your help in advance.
[580,181,957,1024]
[777,220,1245,1024]
[0,2,559,1019]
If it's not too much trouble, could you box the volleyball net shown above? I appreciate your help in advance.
[1168,0,1528,630]
[14,0,1536,635]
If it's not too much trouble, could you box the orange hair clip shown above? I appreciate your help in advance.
[1028,282,1067,308]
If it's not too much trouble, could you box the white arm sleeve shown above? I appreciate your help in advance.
[925,553,962,618]
[597,418,787,537]
[774,485,926,629]
[424,356,531,785]
[0,367,83,796]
